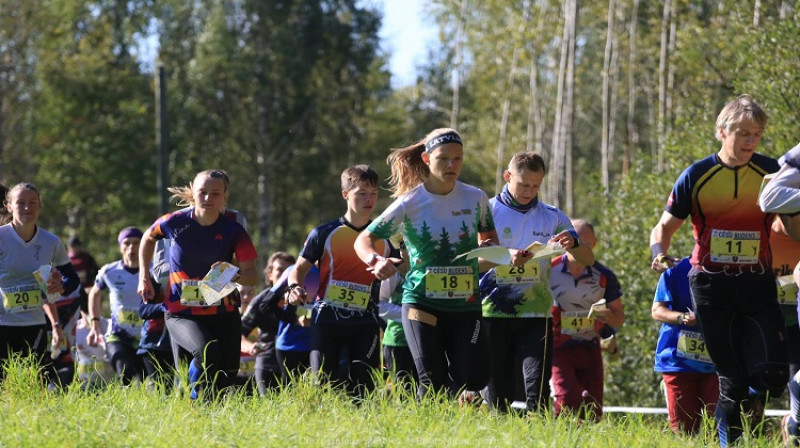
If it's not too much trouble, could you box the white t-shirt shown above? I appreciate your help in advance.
[95,260,143,337]
[759,142,800,214]
[0,224,70,326]
[482,198,573,318]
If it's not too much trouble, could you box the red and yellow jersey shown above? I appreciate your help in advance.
[299,217,392,319]
[665,153,779,274]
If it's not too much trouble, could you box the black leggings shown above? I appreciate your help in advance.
[401,304,490,399]
[0,324,48,382]
[106,340,144,385]
[484,317,552,412]
[690,271,787,446]
[141,349,174,386]
[276,349,310,380]
[254,341,281,396]
[383,344,417,383]
[165,311,241,395]
[310,320,380,396]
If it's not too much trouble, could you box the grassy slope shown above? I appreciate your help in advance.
[0,358,782,448]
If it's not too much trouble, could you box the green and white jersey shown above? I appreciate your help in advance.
[368,181,494,313]
[481,198,573,318]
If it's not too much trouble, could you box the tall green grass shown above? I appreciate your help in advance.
[0,356,783,447]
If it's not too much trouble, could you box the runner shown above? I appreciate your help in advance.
[287,165,397,397]
[47,287,84,389]
[274,264,317,381]
[0,183,80,382]
[650,95,785,446]
[88,227,149,384]
[759,141,800,240]
[150,206,248,378]
[354,128,501,402]
[68,235,99,293]
[769,218,800,446]
[480,151,594,413]
[652,256,718,434]
[550,220,624,420]
[0,183,10,225]
[138,169,258,398]
[380,268,417,386]
[239,253,297,395]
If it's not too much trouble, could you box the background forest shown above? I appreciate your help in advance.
[2,0,799,407]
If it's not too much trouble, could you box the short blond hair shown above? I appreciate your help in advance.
[715,95,767,141]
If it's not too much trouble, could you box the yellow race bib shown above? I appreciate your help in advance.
[777,275,799,305]
[709,229,760,264]
[324,280,370,311]
[676,330,712,363]
[117,309,142,326]
[180,279,205,307]
[495,264,541,285]
[560,311,594,335]
[1,285,43,313]
[425,266,474,299]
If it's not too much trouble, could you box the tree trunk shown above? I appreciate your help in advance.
[527,0,547,155]
[609,2,620,183]
[451,0,468,129]
[753,0,761,27]
[548,0,571,206]
[656,0,671,173]
[601,0,616,194]
[565,0,577,215]
[623,0,640,177]
[666,0,676,139]
[495,2,531,194]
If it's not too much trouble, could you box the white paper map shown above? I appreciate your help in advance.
[33,265,62,303]
[453,242,565,265]
[199,281,237,305]
[202,262,239,293]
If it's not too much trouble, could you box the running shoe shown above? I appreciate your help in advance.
[784,414,799,447]
[458,389,483,408]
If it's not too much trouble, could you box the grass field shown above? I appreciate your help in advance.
[0,356,784,447]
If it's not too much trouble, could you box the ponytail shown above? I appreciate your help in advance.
[387,128,462,198]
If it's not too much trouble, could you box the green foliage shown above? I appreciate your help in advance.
[600,158,695,407]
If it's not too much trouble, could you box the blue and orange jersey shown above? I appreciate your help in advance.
[299,217,394,322]
[149,208,257,316]
[665,153,779,273]
[770,228,800,325]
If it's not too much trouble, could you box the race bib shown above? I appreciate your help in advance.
[180,279,206,307]
[117,309,142,326]
[709,229,759,264]
[239,357,256,375]
[1,285,43,313]
[425,266,474,299]
[324,280,370,311]
[77,361,111,377]
[495,264,540,285]
[560,311,594,335]
[777,275,799,305]
[676,330,712,364]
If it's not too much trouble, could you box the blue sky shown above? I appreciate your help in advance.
[138,1,438,88]
[375,0,438,87]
